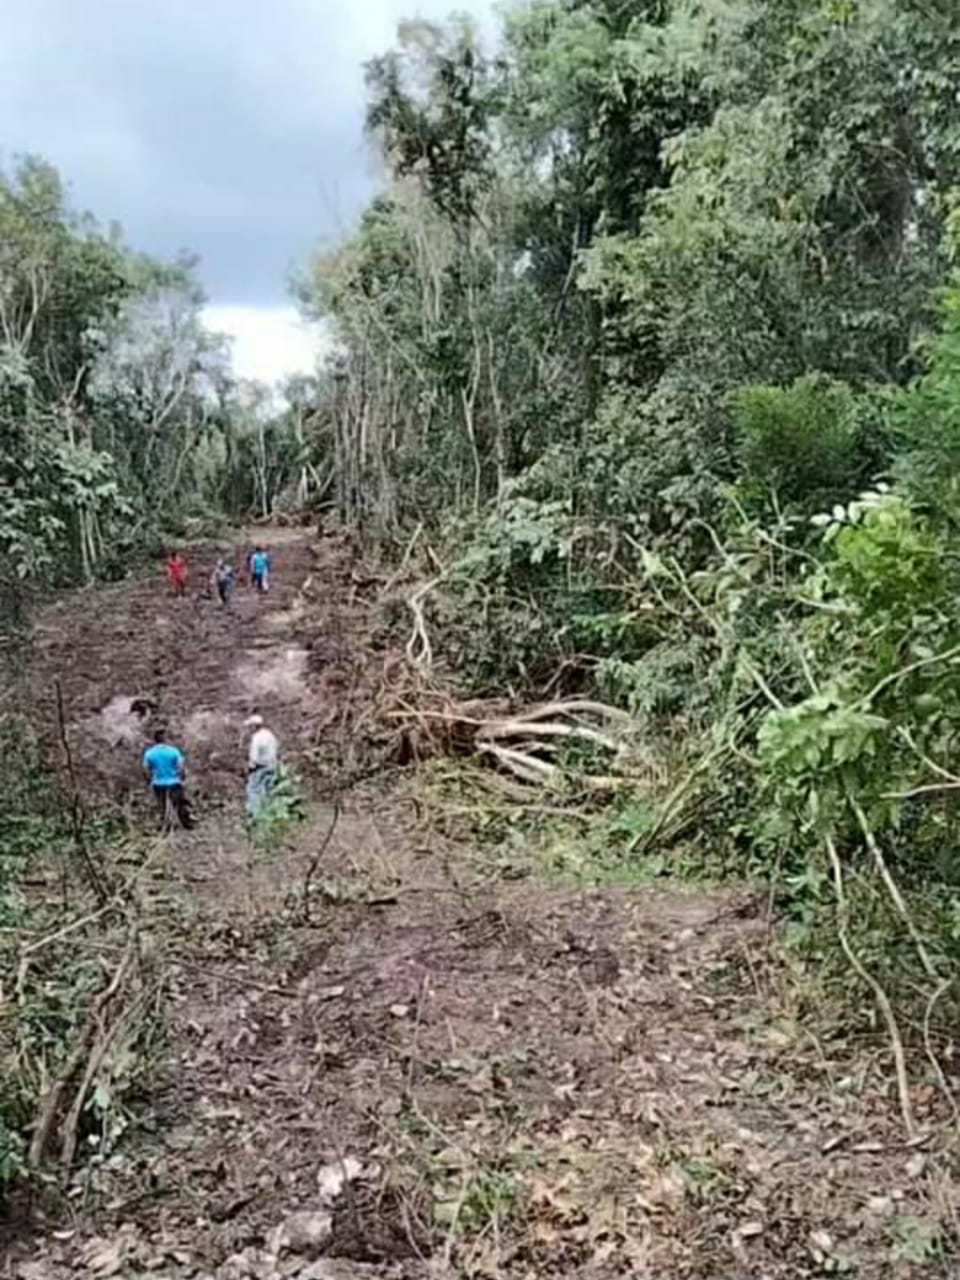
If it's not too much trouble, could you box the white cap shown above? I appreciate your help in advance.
[244,714,264,729]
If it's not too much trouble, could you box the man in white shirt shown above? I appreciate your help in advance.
[244,714,280,818]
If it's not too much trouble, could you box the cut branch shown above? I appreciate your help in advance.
[824,833,915,1140]
[29,941,137,1169]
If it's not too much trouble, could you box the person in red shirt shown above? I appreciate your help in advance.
[166,551,188,596]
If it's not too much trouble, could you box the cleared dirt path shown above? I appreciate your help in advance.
[5,532,953,1280]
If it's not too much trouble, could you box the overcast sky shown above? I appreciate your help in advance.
[0,0,492,382]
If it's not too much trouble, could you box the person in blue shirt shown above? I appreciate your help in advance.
[249,546,272,593]
[142,729,192,829]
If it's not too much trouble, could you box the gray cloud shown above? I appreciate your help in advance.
[0,0,487,305]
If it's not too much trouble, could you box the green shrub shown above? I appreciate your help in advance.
[733,374,870,511]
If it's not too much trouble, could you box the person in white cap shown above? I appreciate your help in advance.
[244,714,280,817]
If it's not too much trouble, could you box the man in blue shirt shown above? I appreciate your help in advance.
[249,546,271,593]
[142,729,192,829]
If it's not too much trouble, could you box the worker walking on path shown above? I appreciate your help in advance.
[211,558,237,608]
[248,545,272,594]
[245,714,280,818]
[166,550,188,597]
[142,729,193,829]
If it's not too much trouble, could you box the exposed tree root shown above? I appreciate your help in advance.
[395,577,642,788]
[404,579,439,674]
[379,672,648,792]
[478,743,629,792]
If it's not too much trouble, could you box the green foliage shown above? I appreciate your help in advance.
[0,158,137,642]
[733,375,869,510]
[310,0,960,620]
[0,715,152,1194]
[311,0,960,1047]
[248,765,308,854]
[454,493,575,578]
[0,714,69,914]
[891,257,960,515]
[759,698,887,798]
[366,18,494,225]
[0,154,325,656]
[892,1215,947,1265]
[824,491,943,621]
[433,1164,522,1235]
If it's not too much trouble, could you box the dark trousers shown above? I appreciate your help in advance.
[153,784,192,829]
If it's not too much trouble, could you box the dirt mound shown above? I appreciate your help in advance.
[233,645,310,704]
[86,693,152,746]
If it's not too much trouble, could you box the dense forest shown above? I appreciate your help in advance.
[0,157,326,651]
[301,0,960,1104]
[4,0,960,1268]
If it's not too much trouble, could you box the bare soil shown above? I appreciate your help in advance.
[3,531,957,1280]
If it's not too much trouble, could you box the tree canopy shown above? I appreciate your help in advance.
[0,156,329,651]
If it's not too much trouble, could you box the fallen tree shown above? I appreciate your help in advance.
[377,612,661,791]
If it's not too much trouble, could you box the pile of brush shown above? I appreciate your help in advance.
[380,680,659,793]
[368,574,664,792]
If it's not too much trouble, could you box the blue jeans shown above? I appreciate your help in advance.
[246,766,277,817]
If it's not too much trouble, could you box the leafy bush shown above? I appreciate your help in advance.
[733,374,870,511]
[249,764,308,853]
